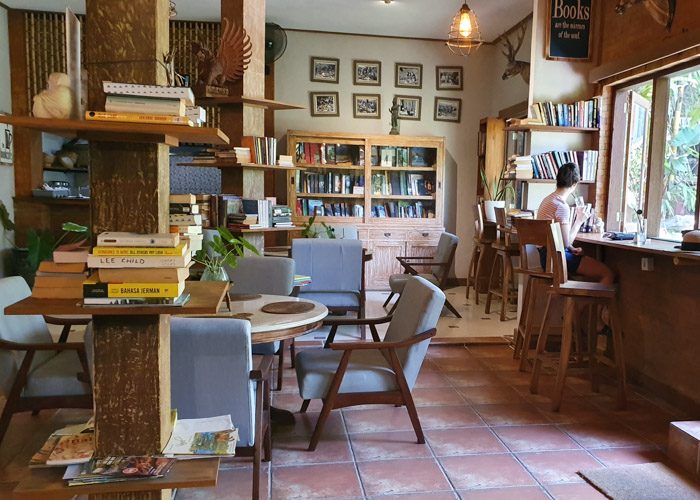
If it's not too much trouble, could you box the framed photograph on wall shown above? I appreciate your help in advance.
[353,60,381,86]
[310,56,340,83]
[436,66,463,90]
[434,97,462,123]
[310,92,340,117]
[395,63,422,89]
[353,93,381,119]
[0,117,12,166]
[546,0,593,60]
[395,95,421,120]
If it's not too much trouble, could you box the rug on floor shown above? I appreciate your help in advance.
[579,462,700,500]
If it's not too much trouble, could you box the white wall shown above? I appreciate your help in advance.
[274,30,528,278]
[0,6,14,277]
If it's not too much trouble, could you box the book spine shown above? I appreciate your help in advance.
[87,254,191,268]
[103,81,195,106]
[85,111,192,126]
[169,204,198,214]
[92,246,185,257]
[84,282,183,298]
[105,96,185,115]
[169,214,202,225]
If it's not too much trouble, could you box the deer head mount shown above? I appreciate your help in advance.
[501,24,530,85]
[615,0,676,31]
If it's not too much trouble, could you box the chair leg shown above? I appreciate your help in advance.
[474,244,485,305]
[382,292,395,308]
[530,293,553,386]
[466,245,479,300]
[484,251,500,314]
[608,299,627,410]
[0,396,16,448]
[587,303,600,392]
[252,441,261,500]
[500,253,512,321]
[300,399,310,413]
[308,398,335,452]
[276,340,285,391]
[518,278,537,370]
[290,339,296,368]
[443,298,462,318]
[551,297,575,412]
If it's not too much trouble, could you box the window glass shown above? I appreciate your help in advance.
[623,85,652,232]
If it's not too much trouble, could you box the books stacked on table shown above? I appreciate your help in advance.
[170,194,203,255]
[162,414,238,457]
[32,261,89,299]
[30,419,95,468]
[85,232,191,307]
[85,82,205,127]
[63,456,177,487]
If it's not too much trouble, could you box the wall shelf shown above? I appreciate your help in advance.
[0,115,229,146]
[371,166,437,172]
[197,96,304,110]
[15,196,90,206]
[176,161,300,171]
[373,195,435,200]
[43,167,89,173]
[505,124,599,133]
[295,193,365,199]
[298,163,365,171]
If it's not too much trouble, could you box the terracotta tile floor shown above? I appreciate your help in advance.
[177,343,684,499]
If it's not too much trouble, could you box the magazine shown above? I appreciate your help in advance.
[64,456,177,486]
[162,414,238,456]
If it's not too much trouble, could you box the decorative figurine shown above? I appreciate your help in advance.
[389,96,400,135]
[32,72,75,120]
[501,24,530,85]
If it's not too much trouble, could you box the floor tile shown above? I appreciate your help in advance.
[412,387,466,406]
[368,493,457,500]
[272,462,362,499]
[478,357,523,372]
[457,486,550,499]
[272,392,323,413]
[414,371,453,389]
[545,482,608,499]
[417,405,485,429]
[274,411,346,439]
[357,458,451,496]
[431,356,485,371]
[560,422,652,449]
[427,427,507,456]
[533,400,613,425]
[343,407,415,433]
[444,371,504,388]
[176,464,270,500]
[588,446,668,466]
[516,450,602,484]
[440,454,536,489]
[473,403,551,426]
[349,431,432,461]
[272,433,353,466]
[458,385,526,405]
[493,425,582,452]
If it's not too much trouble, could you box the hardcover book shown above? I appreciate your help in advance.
[92,242,188,257]
[83,279,186,299]
[97,232,180,248]
[87,253,192,269]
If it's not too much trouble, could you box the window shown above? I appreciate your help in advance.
[609,64,700,241]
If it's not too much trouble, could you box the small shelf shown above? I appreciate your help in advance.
[502,178,595,184]
[371,166,436,172]
[177,161,301,171]
[373,195,435,200]
[12,457,219,498]
[296,193,365,199]
[43,167,89,173]
[297,163,365,171]
[233,226,303,233]
[197,96,304,110]
[15,196,90,206]
[4,281,228,316]
[0,115,229,146]
[292,216,363,224]
[505,124,599,133]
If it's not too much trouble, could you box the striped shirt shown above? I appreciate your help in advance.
[537,192,570,224]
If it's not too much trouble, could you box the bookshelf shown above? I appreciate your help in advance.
[477,117,506,198]
[197,95,304,110]
[287,130,445,289]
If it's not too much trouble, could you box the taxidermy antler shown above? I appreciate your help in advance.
[192,17,252,88]
[615,0,676,31]
[501,24,530,85]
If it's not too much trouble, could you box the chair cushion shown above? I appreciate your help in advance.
[24,351,90,398]
[295,348,397,399]
[389,273,439,293]
[298,292,360,309]
[251,341,280,356]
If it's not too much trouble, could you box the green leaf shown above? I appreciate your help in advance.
[26,230,54,272]
[62,222,88,233]
[0,202,15,232]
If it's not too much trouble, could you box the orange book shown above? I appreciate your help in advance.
[37,261,87,274]
[46,434,94,465]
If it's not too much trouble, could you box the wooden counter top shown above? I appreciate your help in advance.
[575,233,700,264]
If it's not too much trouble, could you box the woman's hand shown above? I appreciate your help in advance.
[574,205,591,223]
[569,246,584,256]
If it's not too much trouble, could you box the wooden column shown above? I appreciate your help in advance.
[85,2,172,498]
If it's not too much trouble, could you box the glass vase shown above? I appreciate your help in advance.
[200,266,228,282]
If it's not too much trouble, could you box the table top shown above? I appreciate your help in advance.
[576,233,700,263]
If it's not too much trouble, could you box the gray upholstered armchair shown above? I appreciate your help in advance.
[0,276,92,446]
[295,276,445,451]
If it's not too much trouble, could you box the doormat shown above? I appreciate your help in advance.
[579,462,700,499]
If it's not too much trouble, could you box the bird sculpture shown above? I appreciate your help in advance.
[32,72,75,119]
[615,0,676,31]
[192,17,252,92]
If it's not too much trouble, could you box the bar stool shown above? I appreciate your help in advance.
[485,207,519,321]
[530,222,627,411]
[511,219,555,371]
[466,202,493,304]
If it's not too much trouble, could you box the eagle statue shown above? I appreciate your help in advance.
[192,17,252,90]
[615,0,676,31]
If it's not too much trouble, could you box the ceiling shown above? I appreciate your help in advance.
[3,0,532,42]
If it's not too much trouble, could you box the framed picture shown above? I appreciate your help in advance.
[546,0,593,61]
[436,66,463,90]
[352,93,381,119]
[395,95,421,120]
[434,97,462,123]
[353,60,381,86]
[395,63,422,89]
[310,56,340,83]
[0,120,12,166]
[310,92,340,117]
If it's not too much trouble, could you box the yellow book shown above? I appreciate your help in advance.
[83,279,186,299]
[85,111,193,126]
[92,242,188,257]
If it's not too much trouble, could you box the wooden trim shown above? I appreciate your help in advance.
[645,76,669,237]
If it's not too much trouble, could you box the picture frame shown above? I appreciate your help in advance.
[310,56,340,83]
[395,95,421,121]
[434,97,462,123]
[0,116,12,166]
[353,60,381,86]
[546,0,593,61]
[395,63,423,89]
[310,91,340,117]
[352,93,381,119]
[436,66,463,91]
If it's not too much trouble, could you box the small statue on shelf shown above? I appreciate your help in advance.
[389,96,400,135]
[159,50,186,87]
[32,72,75,120]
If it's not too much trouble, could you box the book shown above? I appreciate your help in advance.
[169,194,197,204]
[37,261,87,274]
[168,214,202,226]
[53,242,90,264]
[105,95,186,116]
[97,232,180,248]
[169,203,200,214]
[30,435,62,468]
[82,293,190,306]
[98,265,191,284]
[169,225,203,235]
[46,434,94,466]
[86,111,193,126]
[92,242,188,257]
[87,252,192,269]
[33,274,88,288]
[162,414,237,457]
[103,81,195,106]
[83,279,186,299]
[65,456,177,486]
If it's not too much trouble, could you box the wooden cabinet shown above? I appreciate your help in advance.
[477,117,506,198]
[288,131,445,290]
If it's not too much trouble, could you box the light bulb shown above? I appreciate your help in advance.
[459,12,472,37]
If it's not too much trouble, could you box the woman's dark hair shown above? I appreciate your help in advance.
[556,162,580,188]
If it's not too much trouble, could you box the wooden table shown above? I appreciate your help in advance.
[576,233,700,265]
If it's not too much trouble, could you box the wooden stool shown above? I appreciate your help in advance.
[466,202,493,304]
[485,207,519,321]
[511,219,555,371]
[530,222,627,412]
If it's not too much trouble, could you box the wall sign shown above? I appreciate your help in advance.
[547,0,593,61]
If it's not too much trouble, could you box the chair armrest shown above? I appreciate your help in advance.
[0,339,85,352]
[250,354,275,381]
[323,315,392,327]
[43,315,91,326]
[329,328,436,351]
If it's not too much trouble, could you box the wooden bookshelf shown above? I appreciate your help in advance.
[505,124,599,133]
[197,95,304,110]
[295,193,365,199]
[371,166,437,172]
[299,163,365,171]
[12,457,220,498]
[43,167,89,173]
[0,115,229,146]
[236,226,304,233]
[3,281,229,317]
[176,161,300,171]
[373,195,435,200]
[14,196,90,206]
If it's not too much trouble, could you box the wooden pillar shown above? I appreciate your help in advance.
[85,2,172,498]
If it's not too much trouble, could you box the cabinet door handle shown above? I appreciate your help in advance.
[421,232,429,237]
[384,232,391,237]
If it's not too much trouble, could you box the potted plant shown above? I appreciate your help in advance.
[301,215,336,239]
[480,163,515,222]
[193,226,259,282]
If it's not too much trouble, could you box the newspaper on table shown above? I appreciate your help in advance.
[162,414,238,457]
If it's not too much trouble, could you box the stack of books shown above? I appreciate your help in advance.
[278,155,294,167]
[85,82,205,127]
[241,136,277,165]
[85,232,191,306]
[530,97,600,128]
[196,194,212,228]
[63,456,177,487]
[32,261,89,299]
[529,150,599,181]
[170,194,203,255]
[187,146,251,164]
[509,155,534,179]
